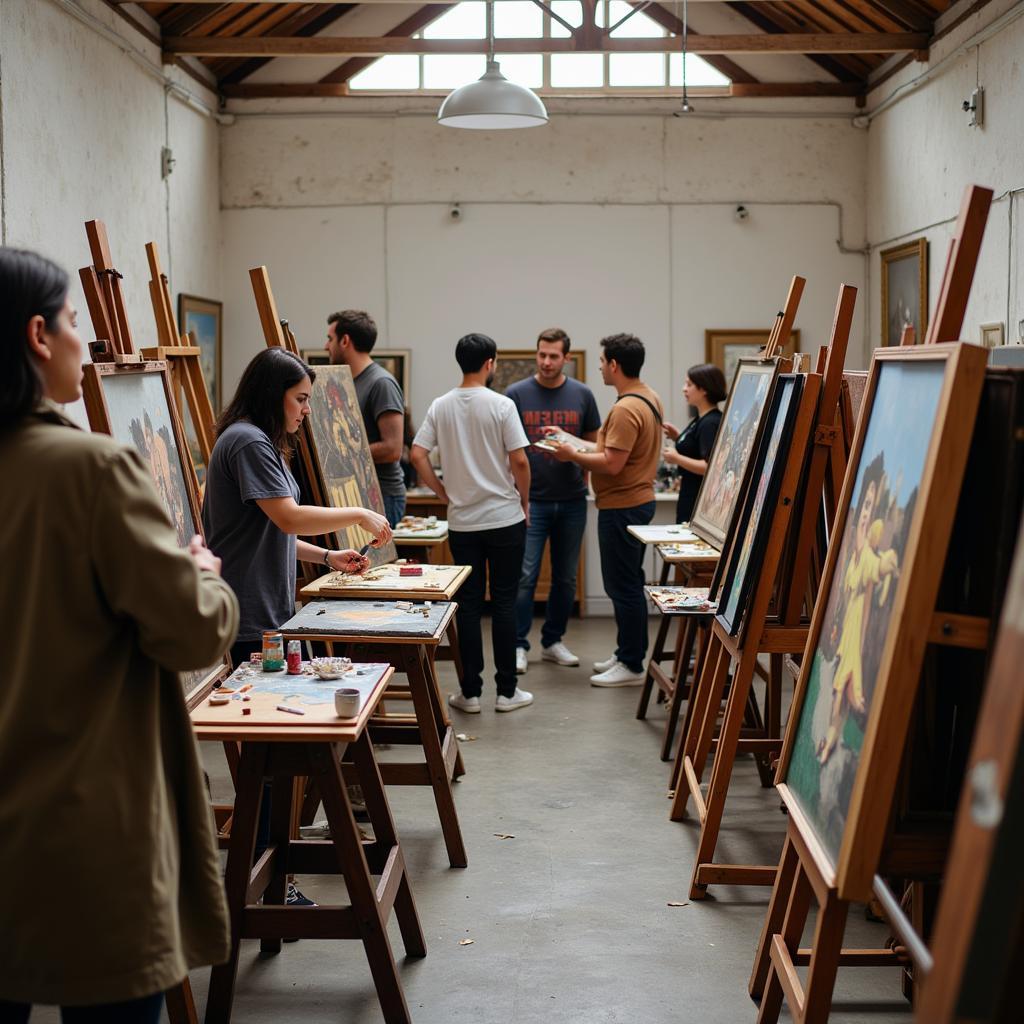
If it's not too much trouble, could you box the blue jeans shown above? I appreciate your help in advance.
[515,498,588,651]
[383,493,406,528]
[597,502,655,673]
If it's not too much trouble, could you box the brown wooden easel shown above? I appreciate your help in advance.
[671,285,856,902]
[140,241,216,470]
[80,219,137,360]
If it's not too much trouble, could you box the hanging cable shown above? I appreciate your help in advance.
[674,0,693,115]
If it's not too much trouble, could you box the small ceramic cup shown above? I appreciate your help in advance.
[334,688,361,718]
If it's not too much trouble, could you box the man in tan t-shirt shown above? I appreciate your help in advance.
[549,333,663,686]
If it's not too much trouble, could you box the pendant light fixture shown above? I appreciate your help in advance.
[673,0,694,115]
[437,0,548,130]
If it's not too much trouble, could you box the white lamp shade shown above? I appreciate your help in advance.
[437,60,548,129]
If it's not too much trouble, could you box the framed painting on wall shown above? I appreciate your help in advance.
[300,349,330,367]
[880,238,928,347]
[82,362,201,549]
[372,348,412,404]
[178,294,222,413]
[490,349,586,395]
[689,359,777,550]
[705,329,800,388]
[777,342,987,900]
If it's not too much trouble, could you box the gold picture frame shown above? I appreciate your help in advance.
[490,348,586,395]
[177,293,223,412]
[705,329,800,387]
[880,238,928,347]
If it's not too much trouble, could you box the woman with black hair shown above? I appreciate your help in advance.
[0,248,239,1021]
[662,363,728,523]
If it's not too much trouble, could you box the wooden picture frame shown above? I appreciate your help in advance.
[178,294,223,413]
[880,238,928,347]
[82,361,202,549]
[490,348,586,395]
[705,329,800,387]
[303,364,398,567]
[716,374,804,636]
[689,359,778,550]
[776,342,987,901]
[980,321,1005,349]
[300,348,329,367]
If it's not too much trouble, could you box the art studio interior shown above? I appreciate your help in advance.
[2,0,1023,1022]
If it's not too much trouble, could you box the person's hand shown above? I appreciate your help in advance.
[359,509,393,546]
[538,425,560,437]
[188,535,222,575]
[662,421,680,441]
[549,441,577,463]
[662,447,681,467]
[522,502,531,528]
[329,549,370,574]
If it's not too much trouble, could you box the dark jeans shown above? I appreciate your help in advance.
[515,498,587,651]
[383,493,406,528]
[448,522,526,699]
[597,502,655,673]
[0,993,164,1023]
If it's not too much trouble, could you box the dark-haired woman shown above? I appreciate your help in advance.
[0,247,239,1022]
[661,363,727,523]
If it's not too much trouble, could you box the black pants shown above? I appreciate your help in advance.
[0,993,164,1023]
[448,522,526,699]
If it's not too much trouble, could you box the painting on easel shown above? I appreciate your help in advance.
[689,359,777,549]
[83,364,200,548]
[305,364,398,566]
[784,356,949,862]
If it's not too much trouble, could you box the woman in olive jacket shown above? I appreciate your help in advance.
[0,249,239,1022]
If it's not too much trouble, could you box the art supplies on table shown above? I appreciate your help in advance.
[282,598,455,639]
[393,515,449,540]
[532,429,596,454]
[300,563,471,601]
[645,586,717,615]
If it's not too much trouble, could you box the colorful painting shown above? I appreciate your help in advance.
[99,369,199,547]
[785,359,947,862]
[490,349,585,395]
[305,364,398,566]
[705,330,800,387]
[881,239,928,346]
[281,599,452,639]
[690,360,777,550]
[718,375,803,635]
[178,294,222,412]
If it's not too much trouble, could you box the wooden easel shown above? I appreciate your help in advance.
[80,219,137,361]
[671,285,856,903]
[141,241,216,469]
[635,277,807,760]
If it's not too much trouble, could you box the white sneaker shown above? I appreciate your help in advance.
[495,688,534,712]
[515,648,528,674]
[449,693,481,714]
[590,663,645,687]
[593,654,618,673]
[542,641,580,666]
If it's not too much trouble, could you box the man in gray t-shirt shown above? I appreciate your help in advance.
[325,309,407,526]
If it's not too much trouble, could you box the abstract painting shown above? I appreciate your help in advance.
[305,364,398,566]
[690,360,777,550]
[717,374,803,636]
[784,358,947,862]
[178,294,222,412]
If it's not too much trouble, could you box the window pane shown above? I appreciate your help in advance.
[494,1,542,37]
[550,53,604,88]
[608,1,665,37]
[669,53,731,87]
[494,53,544,88]
[550,1,582,38]
[349,55,420,90]
[609,53,665,87]
[423,2,485,38]
[423,54,487,89]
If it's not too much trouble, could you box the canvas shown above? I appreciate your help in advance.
[881,239,928,347]
[718,375,803,635]
[178,294,222,412]
[281,599,452,639]
[304,365,398,566]
[785,359,947,862]
[690,360,777,549]
[100,369,199,547]
[490,349,585,395]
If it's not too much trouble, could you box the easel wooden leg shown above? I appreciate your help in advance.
[260,773,295,956]
[802,892,850,1023]
[670,618,710,792]
[166,979,198,1024]
[659,616,697,761]
[750,828,799,999]
[426,638,466,780]
[637,559,674,719]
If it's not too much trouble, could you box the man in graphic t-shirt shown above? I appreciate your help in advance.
[507,328,601,675]
[325,309,407,526]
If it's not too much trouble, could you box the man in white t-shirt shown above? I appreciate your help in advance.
[411,334,534,713]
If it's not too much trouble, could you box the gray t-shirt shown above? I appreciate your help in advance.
[413,386,529,532]
[202,421,299,641]
[353,360,406,497]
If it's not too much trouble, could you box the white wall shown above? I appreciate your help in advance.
[0,0,222,405]
[865,0,1024,349]
[220,110,868,427]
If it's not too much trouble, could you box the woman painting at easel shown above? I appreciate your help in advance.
[0,248,240,1022]
[202,347,392,906]
[661,363,727,523]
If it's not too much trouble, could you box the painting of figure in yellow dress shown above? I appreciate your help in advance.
[786,359,946,862]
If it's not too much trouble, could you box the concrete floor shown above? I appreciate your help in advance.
[41,618,913,1023]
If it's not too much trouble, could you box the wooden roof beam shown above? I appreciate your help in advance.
[165,31,930,56]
